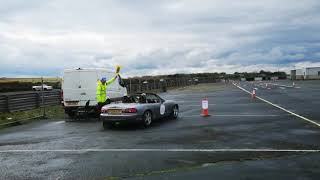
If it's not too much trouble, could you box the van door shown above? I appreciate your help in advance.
[78,70,97,106]
[63,71,80,103]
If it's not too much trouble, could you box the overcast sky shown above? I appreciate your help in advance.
[1,0,320,77]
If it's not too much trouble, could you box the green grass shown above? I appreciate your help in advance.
[44,105,65,119]
[0,105,65,127]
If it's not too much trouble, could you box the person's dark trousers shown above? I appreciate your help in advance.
[97,99,112,113]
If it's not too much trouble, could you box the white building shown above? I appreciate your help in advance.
[254,77,263,81]
[291,67,320,80]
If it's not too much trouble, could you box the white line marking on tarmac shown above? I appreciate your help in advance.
[182,114,281,117]
[52,121,65,124]
[176,101,203,103]
[182,104,217,107]
[0,149,319,153]
[267,83,294,88]
[233,83,320,128]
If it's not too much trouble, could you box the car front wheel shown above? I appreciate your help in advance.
[143,111,152,128]
[171,105,179,119]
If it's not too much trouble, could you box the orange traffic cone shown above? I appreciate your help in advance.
[251,89,256,99]
[201,97,210,117]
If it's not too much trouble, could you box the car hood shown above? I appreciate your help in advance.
[164,100,176,104]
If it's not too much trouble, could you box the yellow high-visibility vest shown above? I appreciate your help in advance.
[96,77,116,103]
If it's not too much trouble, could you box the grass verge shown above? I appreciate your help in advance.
[0,105,64,128]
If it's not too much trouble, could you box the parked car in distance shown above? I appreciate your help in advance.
[100,93,179,129]
[32,84,53,91]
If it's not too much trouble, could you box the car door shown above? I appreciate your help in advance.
[146,94,161,119]
[156,94,171,117]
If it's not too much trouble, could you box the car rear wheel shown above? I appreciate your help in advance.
[171,105,179,119]
[143,111,152,128]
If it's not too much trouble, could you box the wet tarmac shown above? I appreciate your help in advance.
[0,81,320,179]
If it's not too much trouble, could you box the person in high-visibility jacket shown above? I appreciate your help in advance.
[96,76,118,112]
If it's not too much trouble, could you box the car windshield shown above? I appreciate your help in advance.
[122,94,146,104]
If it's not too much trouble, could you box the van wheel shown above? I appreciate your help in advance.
[67,111,76,118]
[64,111,76,122]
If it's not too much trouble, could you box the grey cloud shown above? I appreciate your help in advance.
[0,0,320,77]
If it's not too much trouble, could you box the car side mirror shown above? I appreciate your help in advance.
[160,99,165,103]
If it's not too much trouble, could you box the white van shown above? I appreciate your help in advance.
[62,68,127,117]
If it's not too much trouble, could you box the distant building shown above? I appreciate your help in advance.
[286,74,291,79]
[291,67,320,80]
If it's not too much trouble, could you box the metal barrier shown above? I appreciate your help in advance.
[0,91,61,113]
[125,77,220,94]
[0,77,222,113]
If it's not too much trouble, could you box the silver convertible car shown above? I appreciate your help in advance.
[100,93,179,129]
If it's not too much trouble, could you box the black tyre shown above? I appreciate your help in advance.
[103,121,114,130]
[66,111,76,117]
[143,111,152,128]
[170,105,179,119]
[64,110,77,122]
